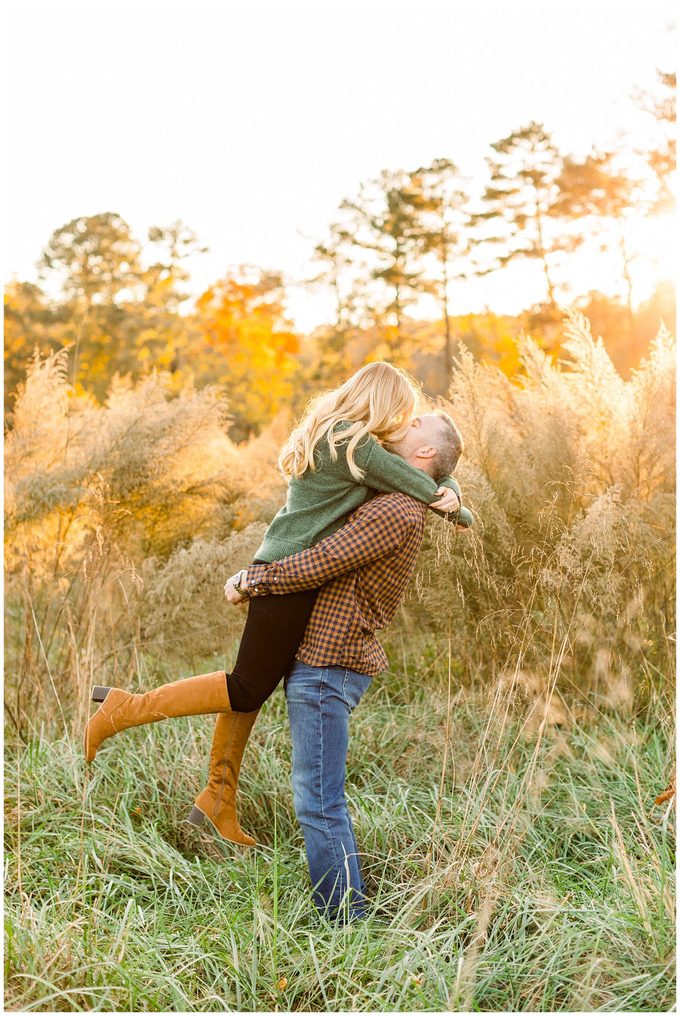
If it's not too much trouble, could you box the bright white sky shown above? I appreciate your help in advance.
[3,0,676,332]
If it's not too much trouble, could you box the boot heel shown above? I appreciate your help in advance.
[91,686,112,703]
[187,805,205,827]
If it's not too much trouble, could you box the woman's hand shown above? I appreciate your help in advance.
[429,486,461,512]
[224,571,247,606]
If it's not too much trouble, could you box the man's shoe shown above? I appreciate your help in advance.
[84,670,232,763]
[187,706,261,846]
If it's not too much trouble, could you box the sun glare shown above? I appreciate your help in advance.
[624,209,677,284]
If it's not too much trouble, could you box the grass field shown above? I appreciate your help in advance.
[4,316,676,1010]
[4,657,675,1012]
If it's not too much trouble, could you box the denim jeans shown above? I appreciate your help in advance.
[284,660,372,923]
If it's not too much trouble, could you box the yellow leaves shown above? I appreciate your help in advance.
[195,286,215,313]
[276,977,288,991]
[195,271,302,437]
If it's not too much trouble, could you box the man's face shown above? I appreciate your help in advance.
[384,413,442,461]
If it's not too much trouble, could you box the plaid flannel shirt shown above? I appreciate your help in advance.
[243,492,428,676]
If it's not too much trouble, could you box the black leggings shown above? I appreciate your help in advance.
[225,559,319,712]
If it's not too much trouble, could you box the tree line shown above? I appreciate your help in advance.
[4,72,675,440]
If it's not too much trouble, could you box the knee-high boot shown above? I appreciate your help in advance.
[84,671,232,763]
[187,707,261,847]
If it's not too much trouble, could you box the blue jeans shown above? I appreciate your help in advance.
[284,660,372,923]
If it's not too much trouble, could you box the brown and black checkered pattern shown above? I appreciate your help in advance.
[243,492,428,676]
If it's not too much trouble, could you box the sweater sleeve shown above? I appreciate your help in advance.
[352,437,473,527]
[430,476,474,528]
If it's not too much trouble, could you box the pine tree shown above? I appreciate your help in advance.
[469,121,565,308]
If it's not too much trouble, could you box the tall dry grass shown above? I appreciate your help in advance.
[4,351,284,739]
[4,308,675,742]
[401,308,675,715]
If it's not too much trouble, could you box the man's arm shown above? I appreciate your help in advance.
[241,495,420,597]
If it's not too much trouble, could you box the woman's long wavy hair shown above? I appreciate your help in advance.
[278,362,421,482]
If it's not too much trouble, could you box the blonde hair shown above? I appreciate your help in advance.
[279,362,421,482]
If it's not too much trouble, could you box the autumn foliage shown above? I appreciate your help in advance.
[195,273,301,438]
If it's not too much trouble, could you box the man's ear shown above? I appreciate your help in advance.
[415,443,438,460]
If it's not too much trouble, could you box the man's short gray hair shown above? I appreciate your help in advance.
[430,410,463,478]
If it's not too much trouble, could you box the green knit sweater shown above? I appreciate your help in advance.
[254,422,474,562]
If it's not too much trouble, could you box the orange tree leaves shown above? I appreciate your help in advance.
[195,271,302,440]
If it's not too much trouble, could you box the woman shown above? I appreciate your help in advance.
[84,362,472,844]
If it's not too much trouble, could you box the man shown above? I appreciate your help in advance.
[226,411,469,923]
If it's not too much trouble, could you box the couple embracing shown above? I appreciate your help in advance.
[84,361,473,924]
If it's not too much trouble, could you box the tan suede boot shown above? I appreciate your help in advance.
[187,706,261,846]
[84,671,231,763]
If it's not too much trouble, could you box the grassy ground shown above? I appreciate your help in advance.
[4,662,676,1012]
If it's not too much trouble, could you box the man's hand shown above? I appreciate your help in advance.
[224,570,248,606]
[429,486,461,512]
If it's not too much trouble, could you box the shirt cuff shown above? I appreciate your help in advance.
[244,562,280,596]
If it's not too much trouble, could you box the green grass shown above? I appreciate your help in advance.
[4,669,676,1012]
